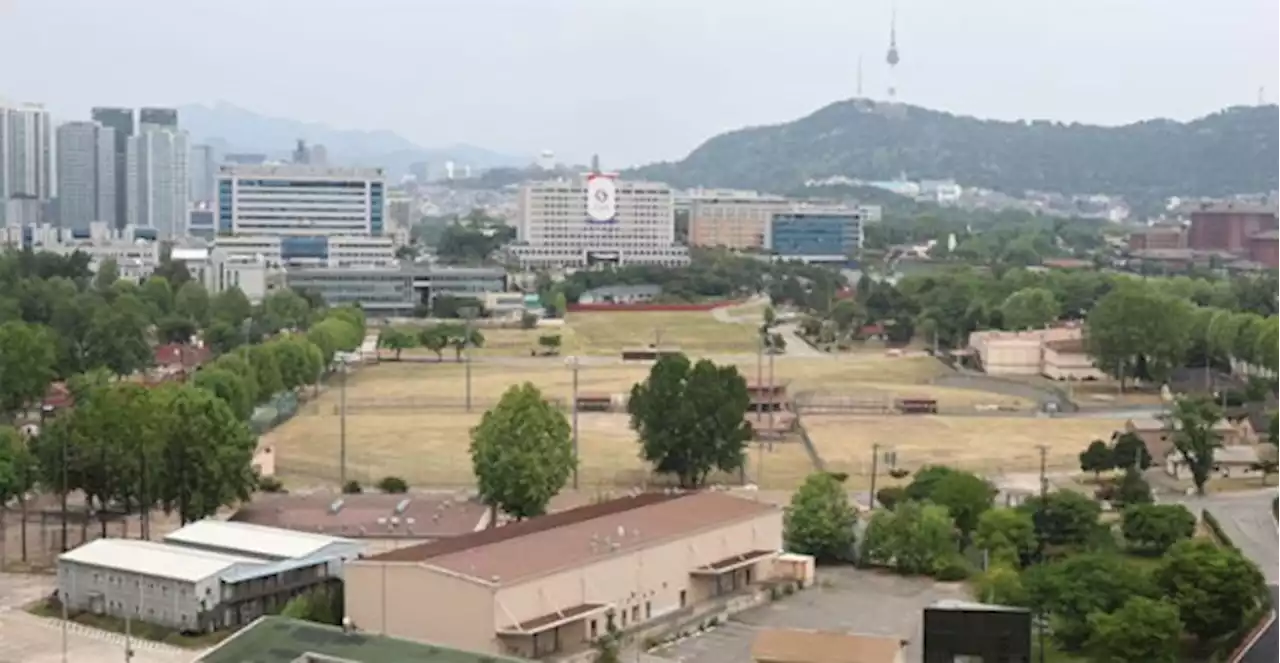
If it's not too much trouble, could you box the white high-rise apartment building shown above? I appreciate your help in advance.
[0,101,56,202]
[189,144,217,205]
[56,121,117,231]
[126,126,190,239]
[509,175,690,268]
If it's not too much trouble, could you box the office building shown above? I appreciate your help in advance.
[190,143,217,204]
[57,520,365,632]
[345,492,784,659]
[0,101,55,202]
[91,107,134,229]
[127,126,190,238]
[189,205,215,239]
[285,264,506,316]
[168,246,285,304]
[217,164,385,237]
[509,175,689,269]
[767,210,863,263]
[1187,202,1278,254]
[55,121,117,231]
[139,107,178,128]
[688,191,791,250]
[1128,224,1186,251]
[211,234,395,268]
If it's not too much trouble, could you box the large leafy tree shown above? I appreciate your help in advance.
[1023,552,1156,649]
[1121,503,1194,554]
[139,275,175,321]
[1155,539,1265,643]
[470,383,574,520]
[627,354,752,488]
[923,469,995,543]
[0,321,57,420]
[784,472,858,562]
[174,280,211,327]
[1078,439,1114,478]
[154,385,258,524]
[860,500,956,575]
[193,368,255,422]
[974,507,1036,566]
[999,287,1060,330]
[1018,490,1102,550]
[84,293,152,376]
[1085,283,1194,390]
[377,327,416,361]
[1085,596,1182,663]
[209,286,253,327]
[1163,395,1223,495]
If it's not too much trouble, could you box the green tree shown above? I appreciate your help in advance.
[84,294,152,376]
[860,500,956,575]
[93,258,120,290]
[377,327,416,360]
[1086,283,1194,390]
[927,470,995,543]
[784,472,858,562]
[245,344,285,401]
[1000,287,1060,330]
[140,276,175,320]
[156,314,199,344]
[0,426,33,560]
[973,564,1029,606]
[903,465,960,502]
[1111,431,1152,471]
[1163,395,1223,495]
[154,385,258,524]
[418,326,449,361]
[269,337,313,391]
[470,383,574,520]
[193,368,254,422]
[1085,597,1182,663]
[174,281,211,327]
[1023,552,1156,649]
[1155,539,1265,642]
[1121,503,1194,554]
[203,320,244,355]
[1018,490,1102,549]
[627,354,751,488]
[262,289,312,332]
[1114,467,1152,507]
[0,321,57,420]
[974,508,1036,566]
[1078,439,1114,479]
[208,352,260,406]
[210,287,253,327]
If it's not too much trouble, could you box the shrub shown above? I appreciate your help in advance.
[376,476,409,493]
[257,475,286,493]
[933,556,972,582]
[875,486,907,510]
[342,480,363,494]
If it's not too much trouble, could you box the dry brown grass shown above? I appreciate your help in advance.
[566,310,760,354]
[803,415,1131,479]
[266,355,1037,490]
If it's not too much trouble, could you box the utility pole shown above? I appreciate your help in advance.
[755,331,764,423]
[868,443,881,510]
[1035,443,1048,663]
[569,356,580,489]
[462,307,477,412]
[339,361,348,488]
[767,342,776,429]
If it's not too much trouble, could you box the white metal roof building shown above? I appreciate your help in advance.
[162,519,360,561]
[58,538,264,584]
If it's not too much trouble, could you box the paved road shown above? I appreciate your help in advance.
[1164,489,1279,663]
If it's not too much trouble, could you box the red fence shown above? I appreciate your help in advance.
[567,300,743,313]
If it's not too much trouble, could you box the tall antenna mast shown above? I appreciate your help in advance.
[885,2,901,99]
[857,55,864,97]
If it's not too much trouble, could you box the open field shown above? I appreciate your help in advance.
[567,310,761,354]
[803,414,1132,480]
[267,354,1038,491]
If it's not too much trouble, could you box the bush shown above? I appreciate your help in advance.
[257,475,286,493]
[342,480,363,494]
[520,312,539,330]
[934,556,972,582]
[376,476,409,493]
[875,486,907,510]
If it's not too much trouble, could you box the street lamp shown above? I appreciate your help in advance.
[566,356,580,489]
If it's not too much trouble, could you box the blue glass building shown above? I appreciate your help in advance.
[768,211,863,264]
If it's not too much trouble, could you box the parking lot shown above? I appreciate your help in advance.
[0,573,195,663]
[648,567,969,663]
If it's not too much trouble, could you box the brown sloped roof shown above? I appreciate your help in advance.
[231,493,488,539]
[367,491,777,585]
[752,628,904,663]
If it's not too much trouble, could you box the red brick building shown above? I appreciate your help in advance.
[1128,225,1186,251]
[1248,230,1279,269]
[1187,203,1278,253]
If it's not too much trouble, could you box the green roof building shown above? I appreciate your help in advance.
[197,616,531,663]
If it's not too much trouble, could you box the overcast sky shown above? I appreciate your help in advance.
[2,0,1276,166]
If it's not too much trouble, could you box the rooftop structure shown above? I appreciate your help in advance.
[198,616,531,663]
[58,538,263,584]
[162,519,356,561]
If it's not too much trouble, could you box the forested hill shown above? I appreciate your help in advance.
[628,101,1279,202]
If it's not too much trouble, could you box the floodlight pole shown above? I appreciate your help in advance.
[1036,443,1049,663]
[868,442,881,511]
[462,307,477,412]
[339,362,348,488]
[569,356,580,489]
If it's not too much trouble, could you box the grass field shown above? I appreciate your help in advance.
[803,415,1131,479]
[567,310,760,354]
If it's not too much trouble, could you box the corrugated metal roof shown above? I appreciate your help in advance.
[164,520,355,560]
[170,247,209,261]
[59,539,264,583]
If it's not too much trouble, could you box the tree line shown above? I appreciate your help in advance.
[0,247,366,561]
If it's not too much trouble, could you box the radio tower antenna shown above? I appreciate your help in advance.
[885,2,901,99]
[857,55,864,97]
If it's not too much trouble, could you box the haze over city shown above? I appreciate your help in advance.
[2,0,1277,164]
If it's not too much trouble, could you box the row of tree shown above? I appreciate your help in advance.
[377,324,485,361]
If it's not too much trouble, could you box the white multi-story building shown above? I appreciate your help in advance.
[170,246,285,304]
[215,164,386,237]
[210,234,395,268]
[509,175,689,269]
[126,126,190,239]
[55,121,117,231]
[0,101,56,202]
[10,222,162,281]
[189,144,217,205]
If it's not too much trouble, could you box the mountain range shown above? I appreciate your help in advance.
[627,100,1280,204]
[177,102,527,176]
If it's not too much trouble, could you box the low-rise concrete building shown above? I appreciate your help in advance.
[968,325,1103,381]
[344,491,785,659]
[56,520,366,632]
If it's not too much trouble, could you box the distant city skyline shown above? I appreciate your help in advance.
[1,0,1277,166]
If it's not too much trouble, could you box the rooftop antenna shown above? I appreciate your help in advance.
[590,154,601,175]
[856,55,864,97]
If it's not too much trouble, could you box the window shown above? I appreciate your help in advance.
[589,620,598,639]
[631,606,640,623]
[679,590,687,608]
[645,601,652,619]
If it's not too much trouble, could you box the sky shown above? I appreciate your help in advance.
[1,0,1277,167]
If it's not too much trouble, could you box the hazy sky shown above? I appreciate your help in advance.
[2,0,1276,166]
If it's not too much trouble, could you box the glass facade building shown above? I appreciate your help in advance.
[768,211,863,263]
[215,165,386,238]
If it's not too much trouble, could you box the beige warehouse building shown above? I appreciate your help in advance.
[344,491,784,659]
